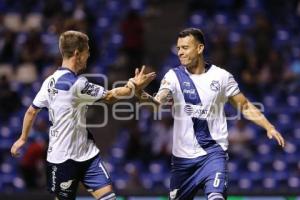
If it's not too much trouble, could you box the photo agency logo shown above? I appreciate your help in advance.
[76,73,266,127]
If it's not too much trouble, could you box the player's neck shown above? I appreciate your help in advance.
[186,59,205,74]
[61,59,78,74]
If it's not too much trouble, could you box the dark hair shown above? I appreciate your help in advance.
[59,30,89,58]
[178,28,205,45]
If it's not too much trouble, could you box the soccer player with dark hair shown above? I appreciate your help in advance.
[136,28,285,200]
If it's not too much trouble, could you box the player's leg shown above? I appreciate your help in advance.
[207,192,225,200]
[203,152,228,200]
[91,185,116,200]
[46,160,80,200]
[81,154,116,200]
[169,155,205,200]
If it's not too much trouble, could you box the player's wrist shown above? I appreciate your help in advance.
[125,79,137,94]
[134,89,143,98]
[19,136,28,143]
[266,125,275,132]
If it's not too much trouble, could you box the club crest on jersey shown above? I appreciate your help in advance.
[210,80,220,92]
[48,78,58,96]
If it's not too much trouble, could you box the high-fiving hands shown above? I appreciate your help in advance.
[129,65,156,91]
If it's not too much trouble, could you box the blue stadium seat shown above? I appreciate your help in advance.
[228,31,241,44]
[237,11,253,30]
[214,12,229,25]
[288,176,300,189]
[244,0,263,10]
[0,139,14,151]
[140,172,154,189]
[262,177,278,189]
[238,173,253,189]
[272,159,287,172]
[129,0,146,13]
[247,160,262,172]
[286,95,299,107]
[188,11,205,27]
[147,160,169,189]
[110,147,125,165]
[275,29,290,47]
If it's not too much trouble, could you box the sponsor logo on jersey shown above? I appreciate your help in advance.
[184,104,208,119]
[183,82,190,87]
[51,166,57,191]
[81,81,100,97]
[60,180,73,190]
[59,192,69,197]
[170,189,178,200]
[183,89,196,94]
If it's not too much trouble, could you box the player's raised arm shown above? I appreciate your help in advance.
[135,88,171,106]
[10,105,40,157]
[229,92,285,147]
[101,65,156,103]
[135,67,175,111]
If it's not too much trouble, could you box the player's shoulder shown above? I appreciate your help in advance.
[39,73,55,90]
[209,64,232,79]
[163,67,178,79]
[77,75,88,82]
[75,75,89,86]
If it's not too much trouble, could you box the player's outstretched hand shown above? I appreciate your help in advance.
[267,128,285,148]
[130,65,156,91]
[11,138,26,157]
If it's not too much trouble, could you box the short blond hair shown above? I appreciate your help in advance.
[59,30,89,58]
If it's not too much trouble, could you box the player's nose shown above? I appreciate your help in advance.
[177,49,184,57]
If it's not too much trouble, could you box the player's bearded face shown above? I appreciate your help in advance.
[177,36,201,68]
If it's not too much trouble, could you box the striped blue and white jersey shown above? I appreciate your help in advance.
[32,67,107,164]
[158,64,240,158]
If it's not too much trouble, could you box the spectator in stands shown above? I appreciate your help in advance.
[20,117,48,189]
[0,30,16,63]
[0,75,21,122]
[125,120,152,163]
[151,114,173,160]
[121,9,145,75]
[228,119,255,160]
[19,29,45,72]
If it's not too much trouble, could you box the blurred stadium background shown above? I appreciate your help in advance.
[0,0,300,199]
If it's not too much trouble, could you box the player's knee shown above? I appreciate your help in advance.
[97,192,116,200]
[207,192,225,200]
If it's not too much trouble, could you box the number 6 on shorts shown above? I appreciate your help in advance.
[213,172,222,187]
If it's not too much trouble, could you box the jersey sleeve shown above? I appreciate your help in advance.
[32,79,49,109]
[158,70,177,94]
[224,72,240,97]
[74,76,107,103]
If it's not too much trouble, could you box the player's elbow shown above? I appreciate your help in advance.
[26,106,40,117]
[241,100,250,111]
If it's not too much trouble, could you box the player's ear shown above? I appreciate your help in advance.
[74,49,80,57]
[197,43,204,54]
